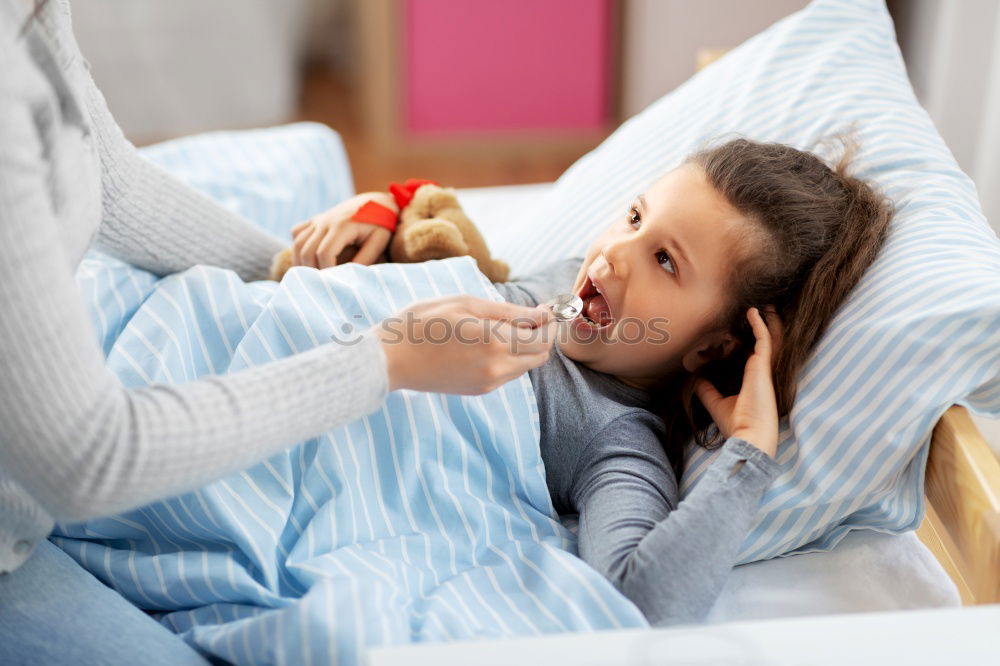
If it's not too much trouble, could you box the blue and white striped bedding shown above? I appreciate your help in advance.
[463,0,1000,563]
[53,125,647,665]
[48,0,1000,661]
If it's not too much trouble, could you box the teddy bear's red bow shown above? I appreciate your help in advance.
[390,178,438,209]
[349,178,439,233]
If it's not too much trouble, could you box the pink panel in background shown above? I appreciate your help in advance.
[403,0,612,135]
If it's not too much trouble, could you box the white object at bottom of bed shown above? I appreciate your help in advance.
[366,603,998,665]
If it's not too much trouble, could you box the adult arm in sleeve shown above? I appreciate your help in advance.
[0,98,388,524]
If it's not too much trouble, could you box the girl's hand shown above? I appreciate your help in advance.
[290,192,398,269]
[693,307,782,457]
[376,296,558,395]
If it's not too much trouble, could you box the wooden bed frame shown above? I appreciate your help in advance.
[915,405,1000,605]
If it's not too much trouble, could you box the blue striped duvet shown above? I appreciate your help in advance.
[51,125,646,665]
[47,0,1000,660]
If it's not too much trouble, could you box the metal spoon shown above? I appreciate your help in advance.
[544,293,584,322]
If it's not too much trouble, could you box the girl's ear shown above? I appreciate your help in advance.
[681,330,740,373]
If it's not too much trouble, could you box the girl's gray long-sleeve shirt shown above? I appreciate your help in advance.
[0,0,388,573]
[495,258,781,626]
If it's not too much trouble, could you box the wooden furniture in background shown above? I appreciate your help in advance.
[695,47,732,71]
[296,64,583,191]
[916,405,1000,605]
[352,0,621,161]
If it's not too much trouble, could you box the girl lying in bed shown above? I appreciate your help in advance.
[290,133,895,625]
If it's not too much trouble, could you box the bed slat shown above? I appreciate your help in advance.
[919,405,1000,604]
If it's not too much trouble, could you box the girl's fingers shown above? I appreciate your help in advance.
[291,220,312,238]
[299,225,328,269]
[748,307,772,361]
[740,309,779,414]
[291,225,311,266]
[317,227,353,269]
[742,309,773,391]
[351,228,391,265]
[694,377,724,419]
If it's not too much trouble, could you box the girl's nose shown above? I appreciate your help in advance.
[601,238,631,279]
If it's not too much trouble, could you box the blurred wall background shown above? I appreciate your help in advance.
[888,0,1000,237]
[619,0,808,118]
[69,0,805,190]
[71,0,999,237]
[72,0,311,139]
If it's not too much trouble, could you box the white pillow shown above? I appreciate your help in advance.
[487,0,1000,562]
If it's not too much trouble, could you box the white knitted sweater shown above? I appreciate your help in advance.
[0,0,388,573]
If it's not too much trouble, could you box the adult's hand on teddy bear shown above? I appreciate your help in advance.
[375,295,558,395]
[291,192,398,269]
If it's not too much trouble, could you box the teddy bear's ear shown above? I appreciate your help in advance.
[392,182,510,284]
[420,186,462,214]
[400,185,445,220]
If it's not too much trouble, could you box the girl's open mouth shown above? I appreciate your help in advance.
[577,275,615,328]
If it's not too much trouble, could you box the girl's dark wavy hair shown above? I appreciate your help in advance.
[18,0,51,39]
[654,125,895,474]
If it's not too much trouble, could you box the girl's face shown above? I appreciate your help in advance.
[561,163,754,389]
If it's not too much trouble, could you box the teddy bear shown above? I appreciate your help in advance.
[389,183,509,283]
[268,181,509,283]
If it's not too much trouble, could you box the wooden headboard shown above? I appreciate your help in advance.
[916,405,1000,604]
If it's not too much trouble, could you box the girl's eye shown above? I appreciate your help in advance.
[628,207,641,229]
[628,206,676,275]
[655,249,676,274]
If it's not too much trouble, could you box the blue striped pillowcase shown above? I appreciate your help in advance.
[494,0,1000,562]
